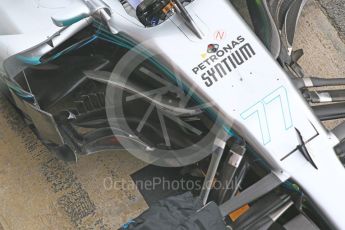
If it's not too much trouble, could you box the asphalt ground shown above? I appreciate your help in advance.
[318,0,345,41]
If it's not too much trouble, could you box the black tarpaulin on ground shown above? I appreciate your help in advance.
[119,192,227,230]
[131,165,203,205]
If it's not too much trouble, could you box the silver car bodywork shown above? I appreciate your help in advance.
[0,0,345,228]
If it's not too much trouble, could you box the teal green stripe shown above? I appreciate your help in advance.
[61,15,86,27]
[16,55,41,65]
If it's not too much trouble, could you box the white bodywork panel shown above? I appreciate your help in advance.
[1,0,345,228]
[0,0,69,70]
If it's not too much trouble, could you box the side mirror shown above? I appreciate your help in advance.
[51,1,91,27]
[51,0,111,27]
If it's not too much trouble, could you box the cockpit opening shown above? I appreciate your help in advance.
[119,0,195,27]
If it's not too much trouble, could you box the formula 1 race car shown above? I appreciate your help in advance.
[1,0,345,229]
